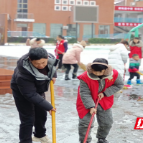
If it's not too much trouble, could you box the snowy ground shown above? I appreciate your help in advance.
[0,46,143,143]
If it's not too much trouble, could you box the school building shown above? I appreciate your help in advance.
[0,0,115,42]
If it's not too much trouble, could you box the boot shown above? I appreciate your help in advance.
[65,74,71,80]
[32,135,52,143]
[97,138,109,143]
[127,80,132,85]
[72,73,77,79]
[136,79,143,84]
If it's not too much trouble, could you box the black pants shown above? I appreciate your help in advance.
[129,72,140,80]
[63,64,79,75]
[13,90,47,143]
[58,54,63,69]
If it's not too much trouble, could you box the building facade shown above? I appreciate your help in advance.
[114,0,143,38]
[0,0,114,40]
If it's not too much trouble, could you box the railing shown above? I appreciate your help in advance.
[8,31,47,37]
[83,33,131,40]
[114,17,143,23]
[15,13,34,19]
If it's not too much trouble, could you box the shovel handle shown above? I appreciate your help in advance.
[83,98,100,143]
[50,81,56,143]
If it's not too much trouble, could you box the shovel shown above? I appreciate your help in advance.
[50,81,56,143]
[83,98,100,143]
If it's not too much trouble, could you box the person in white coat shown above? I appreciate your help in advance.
[108,41,129,79]
[26,38,45,48]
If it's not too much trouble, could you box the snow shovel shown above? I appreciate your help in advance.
[50,81,56,143]
[83,98,100,143]
[136,71,143,75]
[79,63,87,71]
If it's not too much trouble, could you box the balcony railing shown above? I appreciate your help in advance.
[15,13,34,19]
[114,17,143,23]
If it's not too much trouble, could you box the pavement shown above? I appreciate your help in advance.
[0,45,143,143]
[0,70,143,143]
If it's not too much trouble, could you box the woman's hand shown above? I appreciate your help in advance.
[90,108,97,115]
[98,93,104,100]
[52,78,56,84]
[49,108,56,116]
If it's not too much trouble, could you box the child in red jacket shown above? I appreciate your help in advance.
[127,54,142,85]
[76,58,124,143]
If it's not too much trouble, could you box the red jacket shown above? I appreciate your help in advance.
[76,70,118,119]
[55,40,65,54]
[129,46,142,58]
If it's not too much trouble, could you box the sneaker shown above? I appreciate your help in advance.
[127,80,132,85]
[32,135,52,143]
[97,138,109,143]
[58,69,64,73]
[65,74,71,80]
[72,73,77,79]
[136,79,143,84]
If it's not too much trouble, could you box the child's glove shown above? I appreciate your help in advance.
[90,108,97,115]
[98,93,104,100]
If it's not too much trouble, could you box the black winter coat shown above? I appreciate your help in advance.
[11,53,58,111]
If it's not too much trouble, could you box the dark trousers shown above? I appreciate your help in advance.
[63,64,79,75]
[13,90,47,143]
[129,72,140,80]
[58,54,63,69]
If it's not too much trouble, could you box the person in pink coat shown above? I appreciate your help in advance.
[62,40,87,80]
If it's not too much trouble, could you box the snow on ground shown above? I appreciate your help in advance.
[0,46,143,143]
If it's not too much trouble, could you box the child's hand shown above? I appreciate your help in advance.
[90,108,97,115]
[98,93,104,100]
[49,108,56,116]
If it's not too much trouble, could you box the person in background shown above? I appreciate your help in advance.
[11,48,57,143]
[127,54,143,85]
[76,58,123,143]
[55,35,68,70]
[62,40,86,80]
[108,40,129,79]
[129,37,143,64]
[26,38,45,48]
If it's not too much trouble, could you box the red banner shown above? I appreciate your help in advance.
[114,22,142,27]
[115,6,143,11]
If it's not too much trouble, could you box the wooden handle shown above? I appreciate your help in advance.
[50,81,56,143]
[83,98,100,143]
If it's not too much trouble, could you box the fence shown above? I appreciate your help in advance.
[83,33,131,40]
[114,17,143,23]
[8,31,47,38]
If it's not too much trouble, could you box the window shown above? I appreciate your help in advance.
[55,5,61,11]
[69,6,72,11]
[67,24,80,38]
[99,25,110,35]
[83,1,89,6]
[76,1,82,5]
[83,24,95,38]
[55,0,61,4]
[33,23,46,36]
[62,0,68,5]
[17,0,28,13]
[69,0,75,5]
[90,1,96,6]
[62,6,68,11]
[50,24,63,38]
